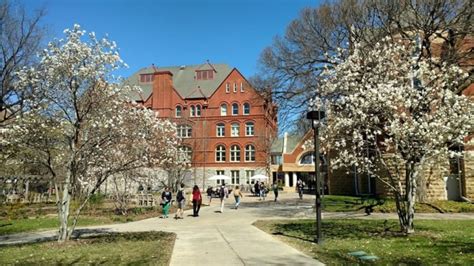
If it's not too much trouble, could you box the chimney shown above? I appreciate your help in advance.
[152,71,174,114]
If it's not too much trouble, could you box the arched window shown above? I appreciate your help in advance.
[178,146,192,162]
[240,82,244,92]
[177,125,192,138]
[175,106,182,117]
[233,82,237,92]
[231,123,239,137]
[220,104,227,116]
[232,103,239,115]
[195,105,201,117]
[216,123,225,137]
[190,105,195,117]
[245,122,254,136]
[245,144,255,162]
[300,152,314,165]
[225,83,230,93]
[243,103,250,115]
[215,145,226,162]
[230,145,241,162]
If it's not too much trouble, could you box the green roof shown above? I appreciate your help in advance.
[124,63,232,101]
[271,133,305,154]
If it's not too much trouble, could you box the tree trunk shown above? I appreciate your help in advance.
[57,174,70,242]
[398,162,417,234]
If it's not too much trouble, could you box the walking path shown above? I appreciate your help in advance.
[1,192,473,265]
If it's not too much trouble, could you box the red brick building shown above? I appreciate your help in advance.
[126,62,277,187]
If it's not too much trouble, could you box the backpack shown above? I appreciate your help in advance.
[219,186,225,198]
[177,190,184,202]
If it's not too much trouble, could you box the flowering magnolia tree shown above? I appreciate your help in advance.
[312,39,473,234]
[4,25,180,241]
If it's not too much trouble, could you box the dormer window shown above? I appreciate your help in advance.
[140,74,153,83]
[196,70,214,80]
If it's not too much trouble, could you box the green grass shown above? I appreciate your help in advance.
[254,219,474,265]
[0,231,175,265]
[322,195,474,213]
[0,216,111,235]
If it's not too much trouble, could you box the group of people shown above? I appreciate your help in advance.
[253,181,279,202]
[160,183,203,219]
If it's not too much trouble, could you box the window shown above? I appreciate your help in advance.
[243,103,250,115]
[232,103,239,115]
[245,144,255,162]
[215,145,226,162]
[300,152,314,164]
[245,122,254,136]
[196,70,214,80]
[231,123,239,137]
[233,82,237,92]
[178,146,192,162]
[216,123,225,137]
[245,170,255,184]
[216,170,225,184]
[190,105,195,117]
[177,125,192,138]
[271,155,282,165]
[175,106,182,117]
[220,104,227,116]
[231,170,240,184]
[195,105,201,117]
[226,83,230,93]
[230,145,241,162]
[140,74,153,83]
[240,82,244,92]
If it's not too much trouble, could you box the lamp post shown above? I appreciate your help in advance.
[306,110,325,244]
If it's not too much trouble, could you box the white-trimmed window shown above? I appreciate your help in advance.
[240,82,244,92]
[246,170,255,184]
[216,123,225,137]
[215,145,226,162]
[233,82,237,92]
[231,123,239,137]
[190,105,195,117]
[226,83,230,93]
[243,103,250,115]
[195,105,201,117]
[177,125,192,138]
[216,170,225,184]
[178,146,192,162]
[230,145,241,162]
[220,104,227,116]
[175,106,182,117]
[232,103,239,115]
[231,170,240,184]
[245,122,254,136]
[245,144,255,162]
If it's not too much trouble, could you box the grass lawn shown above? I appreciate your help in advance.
[0,216,112,235]
[322,195,474,213]
[254,219,474,265]
[0,231,175,265]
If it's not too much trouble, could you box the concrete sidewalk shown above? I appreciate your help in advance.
[1,193,473,265]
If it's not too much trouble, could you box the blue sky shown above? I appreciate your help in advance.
[23,0,319,79]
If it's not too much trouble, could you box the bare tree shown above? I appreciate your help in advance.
[0,0,45,126]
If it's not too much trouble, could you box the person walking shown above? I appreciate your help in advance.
[259,182,266,201]
[206,186,213,205]
[272,183,279,202]
[160,187,172,218]
[192,185,202,217]
[233,185,243,209]
[297,179,304,200]
[175,183,186,219]
[219,183,228,213]
[254,181,260,198]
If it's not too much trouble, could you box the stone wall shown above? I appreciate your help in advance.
[464,151,474,199]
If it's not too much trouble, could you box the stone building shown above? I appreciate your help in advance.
[126,62,277,188]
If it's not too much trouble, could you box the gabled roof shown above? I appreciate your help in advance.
[124,63,232,101]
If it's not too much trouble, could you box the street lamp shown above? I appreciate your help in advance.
[306,109,325,244]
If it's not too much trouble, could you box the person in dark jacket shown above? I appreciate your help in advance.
[206,186,213,205]
[161,187,172,218]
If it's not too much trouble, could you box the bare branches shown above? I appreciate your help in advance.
[0,0,46,126]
